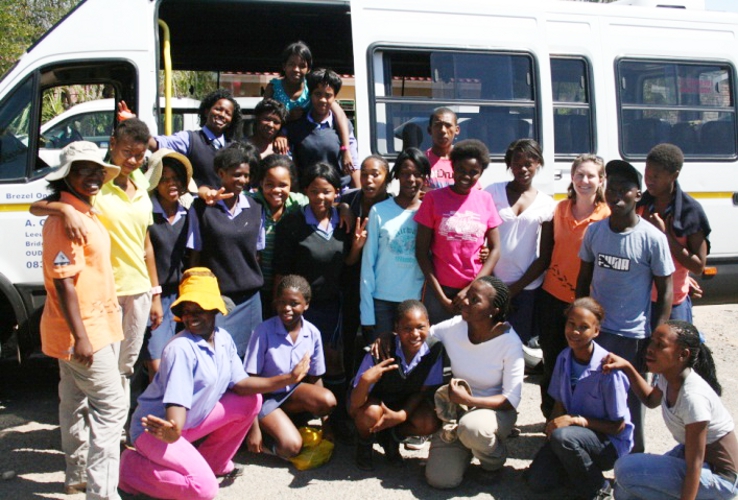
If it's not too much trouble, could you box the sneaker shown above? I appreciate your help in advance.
[355,440,374,471]
[402,435,428,450]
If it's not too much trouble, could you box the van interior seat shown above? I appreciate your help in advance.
[669,122,698,154]
[554,114,591,155]
[624,118,671,155]
[699,120,736,155]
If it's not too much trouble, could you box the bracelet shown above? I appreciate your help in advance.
[150,285,162,296]
[339,145,349,152]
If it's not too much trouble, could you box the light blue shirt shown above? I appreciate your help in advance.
[360,198,424,326]
[129,327,247,443]
[549,341,634,458]
[243,316,325,395]
[155,125,225,154]
[304,205,339,240]
[579,217,675,338]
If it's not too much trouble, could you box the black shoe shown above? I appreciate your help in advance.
[355,440,374,471]
[326,418,355,445]
[377,430,403,465]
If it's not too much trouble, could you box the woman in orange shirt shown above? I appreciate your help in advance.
[538,154,610,418]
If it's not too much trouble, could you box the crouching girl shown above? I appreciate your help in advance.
[350,300,443,470]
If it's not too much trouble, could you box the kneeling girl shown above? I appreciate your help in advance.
[244,275,337,459]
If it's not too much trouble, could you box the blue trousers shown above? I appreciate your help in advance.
[527,425,618,499]
[614,445,738,499]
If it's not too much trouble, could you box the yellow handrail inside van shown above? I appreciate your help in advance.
[158,19,173,136]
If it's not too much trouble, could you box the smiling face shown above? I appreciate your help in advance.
[180,302,217,338]
[644,161,679,198]
[66,161,106,199]
[109,135,147,176]
[605,175,641,217]
[156,165,186,204]
[205,98,235,136]
[306,176,337,218]
[460,280,497,325]
[428,111,459,150]
[509,152,540,189]
[309,83,335,122]
[451,158,483,195]
[254,111,283,142]
[395,307,430,359]
[283,54,309,86]
[396,160,424,201]
[572,160,603,200]
[261,166,292,211]
[564,306,600,357]
[275,286,309,331]
[360,158,388,201]
[217,163,250,195]
[645,324,689,375]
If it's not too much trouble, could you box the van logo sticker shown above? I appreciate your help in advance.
[53,251,71,266]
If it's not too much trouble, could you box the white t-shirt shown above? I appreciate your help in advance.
[656,370,734,445]
[430,316,525,408]
[485,182,555,289]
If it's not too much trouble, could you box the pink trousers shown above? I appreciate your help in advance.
[119,391,261,500]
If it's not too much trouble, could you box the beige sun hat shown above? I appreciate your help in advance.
[46,141,120,184]
[170,267,228,321]
[145,148,197,193]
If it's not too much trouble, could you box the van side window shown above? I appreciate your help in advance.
[371,48,538,156]
[0,76,35,182]
[551,57,594,157]
[617,59,736,158]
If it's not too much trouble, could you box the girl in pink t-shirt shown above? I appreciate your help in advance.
[414,139,502,325]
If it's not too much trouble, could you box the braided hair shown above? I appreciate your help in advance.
[667,320,721,396]
[475,276,510,323]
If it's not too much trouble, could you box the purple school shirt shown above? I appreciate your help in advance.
[548,341,634,458]
[129,327,248,443]
[352,341,443,391]
[244,316,326,395]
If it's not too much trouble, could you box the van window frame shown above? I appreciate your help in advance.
[615,57,737,161]
[550,55,596,159]
[367,44,541,159]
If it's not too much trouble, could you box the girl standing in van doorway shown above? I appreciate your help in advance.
[265,41,355,172]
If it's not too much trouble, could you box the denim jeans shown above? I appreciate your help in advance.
[507,288,539,344]
[527,425,618,499]
[422,284,461,326]
[614,445,738,499]
[650,295,693,332]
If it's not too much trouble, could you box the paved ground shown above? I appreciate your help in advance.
[1,304,737,499]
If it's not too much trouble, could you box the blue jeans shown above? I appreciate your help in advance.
[370,298,398,341]
[527,425,618,499]
[143,292,179,361]
[216,291,262,358]
[507,288,539,344]
[614,445,738,499]
[651,295,693,332]
[422,284,461,326]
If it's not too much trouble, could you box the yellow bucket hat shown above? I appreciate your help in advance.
[170,267,228,320]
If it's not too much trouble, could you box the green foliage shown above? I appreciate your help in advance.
[0,0,80,77]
